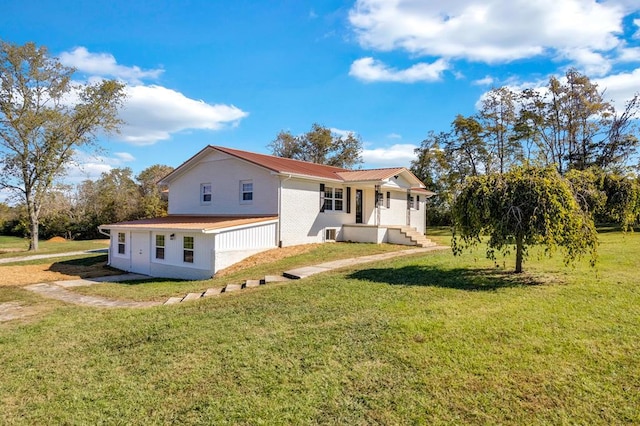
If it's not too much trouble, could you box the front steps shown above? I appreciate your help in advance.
[163,274,291,305]
[388,226,437,248]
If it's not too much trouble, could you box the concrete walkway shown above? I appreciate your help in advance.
[283,246,445,279]
[15,245,449,311]
[0,249,108,264]
[22,274,158,308]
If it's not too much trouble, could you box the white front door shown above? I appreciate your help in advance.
[130,231,150,275]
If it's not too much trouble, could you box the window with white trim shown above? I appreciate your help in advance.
[117,232,126,254]
[323,187,344,212]
[155,234,165,260]
[386,192,391,208]
[325,228,337,241]
[240,180,253,204]
[183,236,194,263]
[408,196,415,209]
[201,183,212,204]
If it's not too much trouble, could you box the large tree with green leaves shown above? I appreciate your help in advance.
[269,123,363,168]
[0,40,125,250]
[452,165,598,273]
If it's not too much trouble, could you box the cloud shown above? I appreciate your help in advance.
[635,18,640,39]
[63,151,136,183]
[595,68,640,109]
[349,0,629,67]
[362,143,418,168]
[349,57,448,83]
[57,47,249,145]
[60,47,163,84]
[473,76,495,86]
[387,133,402,139]
[330,127,357,139]
[119,85,248,145]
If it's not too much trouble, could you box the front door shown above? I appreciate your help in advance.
[130,231,150,275]
[355,190,363,224]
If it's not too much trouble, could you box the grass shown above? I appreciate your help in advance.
[0,236,109,259]
[0,231,639,424]
[72,242,418,301]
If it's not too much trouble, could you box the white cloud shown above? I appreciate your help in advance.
[617,47,640,62]
[362,143,418,168]
[473,76,495,86]
[119,85,247,145]
[330,127,356,139]
[387,133,402,139]
[595,68,640,109]
[634,18,640,38]
[349,57,448,83]
[63,151,136,183]
[349,0,628,66]
[57,47,249,145]
[60,47,163,84]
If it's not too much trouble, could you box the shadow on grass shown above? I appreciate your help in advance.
[114,278,188,286]
[348,265,544,291]
[50,254,108,267]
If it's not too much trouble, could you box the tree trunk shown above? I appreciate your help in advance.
[515,233,523,273]
[28,210,39,251]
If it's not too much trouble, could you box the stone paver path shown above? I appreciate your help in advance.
[23,273,160,309]
[0,301,34,322]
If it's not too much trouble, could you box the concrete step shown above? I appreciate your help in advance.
[182,292,203,302]
[203,287,223,297]
[261,275,291,284]
[223,283,242,293]
[164,297,183,305]
[245,279,261,288]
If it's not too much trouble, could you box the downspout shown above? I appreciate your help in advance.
[98,226,112,266]
[278,174,292,247]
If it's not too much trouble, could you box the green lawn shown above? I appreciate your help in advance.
[0,231,638,424]
[0,236,109,259]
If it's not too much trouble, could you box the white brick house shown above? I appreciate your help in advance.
[99,146,434,279]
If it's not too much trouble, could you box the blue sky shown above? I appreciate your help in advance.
[2,0,640,184]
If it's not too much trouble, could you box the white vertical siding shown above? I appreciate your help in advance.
[216,222,276,250]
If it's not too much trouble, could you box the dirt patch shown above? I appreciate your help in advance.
[216,244,321,277]
[47,236,67,242]
[0,260,122,287]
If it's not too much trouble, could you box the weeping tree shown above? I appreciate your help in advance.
[0,40,126,250]
[452,165,598,273]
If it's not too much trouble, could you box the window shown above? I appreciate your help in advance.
[201,183,212,204]
[117,232,126,254]
[155,234,165,260]
[416,195,420,210]
[325,228,337,241]
[240,180,253,203]
[408,196,415,209]
[386,192,391,208]
[322,187,344,212]
[183,236,194,263]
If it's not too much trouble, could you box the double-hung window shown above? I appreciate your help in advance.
[201,183,212,204]
[240,180,253,203]
[183,236,194,263]
[323,187,344,212]
[155,234,165,260]
[117,232,126,254]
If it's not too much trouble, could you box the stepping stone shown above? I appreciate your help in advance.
[245,279,261,288]
[262,275,290,284]
[203,287,223,297]
[223,283,242,293]
[164,297,183,305]
[181,292,203,302]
